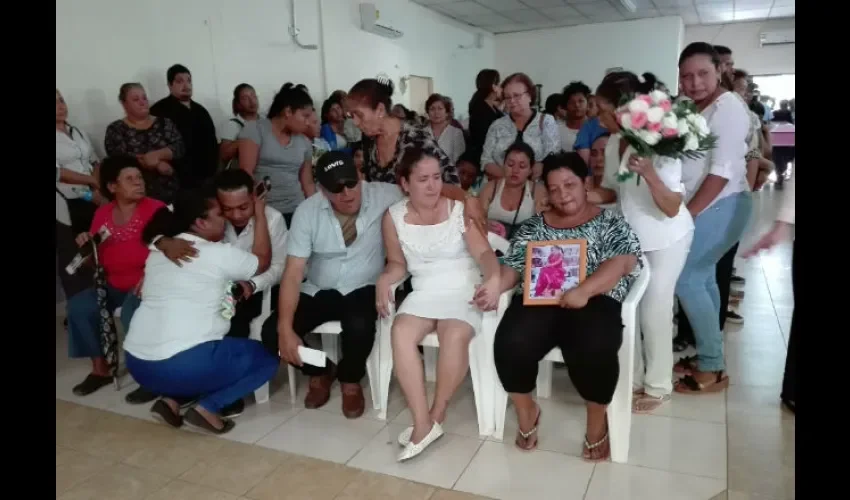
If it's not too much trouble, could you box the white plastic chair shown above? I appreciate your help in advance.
[377,233,512,438]
[492,254,651,464]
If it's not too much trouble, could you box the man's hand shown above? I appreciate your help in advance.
[559,286,590,309]
[155,237,198,266]
[278,326,303,366]
[75,232,91,247]
[235,281,254,300]
[156,161,174,176]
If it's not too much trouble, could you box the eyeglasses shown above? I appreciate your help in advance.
[327,180,358,194]
[504,91,528,102]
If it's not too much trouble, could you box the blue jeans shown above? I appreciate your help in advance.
[67,286,141,359]
[125,338,279,413]
[675,192,753,372]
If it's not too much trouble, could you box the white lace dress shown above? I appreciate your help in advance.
[388,198,483,332]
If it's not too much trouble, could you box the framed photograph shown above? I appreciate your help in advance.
[523,239,587,306]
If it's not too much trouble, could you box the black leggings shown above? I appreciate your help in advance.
[494,295,624,405]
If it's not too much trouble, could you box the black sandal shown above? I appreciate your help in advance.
[673,356,697,374]
[184,407,235,435]
[150,399,183,428]
[72,374,113,396]
[675,371,729,394]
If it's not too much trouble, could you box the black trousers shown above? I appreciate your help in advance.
[261,285,378,383]
[677,242,739,341]
[493,295,623,404]
[227,286,280,339]
[283,212,293,228]
[782,241,796,403]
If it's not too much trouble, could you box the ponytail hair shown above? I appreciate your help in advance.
[595,71,658,107]
[267,83,313,119]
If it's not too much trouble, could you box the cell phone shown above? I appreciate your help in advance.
[255,176,271,198]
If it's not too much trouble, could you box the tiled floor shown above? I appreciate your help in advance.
[55,187,795,500]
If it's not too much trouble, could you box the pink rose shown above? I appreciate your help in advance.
[638,95,653,106]
[631,111,648,129]
[661,127,678,138]
[647,121,662,133]
[659,99,672,112]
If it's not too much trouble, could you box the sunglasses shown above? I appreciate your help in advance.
[326,180,358,194]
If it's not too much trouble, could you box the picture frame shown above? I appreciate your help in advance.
[523,239,587,306]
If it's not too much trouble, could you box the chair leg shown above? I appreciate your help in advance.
[366,345,381,410]
[536,361,553,399]
[377,318,394,420]
[254,383,270,405]
[424,346,438,383]
[288,365,297,405]
[322,334,340,365]
[468,339,493,438]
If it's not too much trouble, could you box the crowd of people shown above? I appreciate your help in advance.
[56,41,796,463]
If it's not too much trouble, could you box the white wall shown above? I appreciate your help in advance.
[494,17,684,100]
[684,19,795,76]
[56,0,494,153]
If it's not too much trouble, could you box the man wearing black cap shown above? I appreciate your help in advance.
[262,151,403,418]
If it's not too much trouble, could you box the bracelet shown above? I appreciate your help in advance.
[151,235,165,246]
[248,280,258,293]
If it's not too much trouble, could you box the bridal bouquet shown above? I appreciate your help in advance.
[615,90,717,184]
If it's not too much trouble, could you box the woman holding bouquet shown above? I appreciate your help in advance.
[674,43,753,394]
[592,72,695,412]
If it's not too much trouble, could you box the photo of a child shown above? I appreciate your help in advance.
[524,240,586,305]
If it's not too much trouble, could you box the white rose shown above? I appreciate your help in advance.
[661,114,679,130]
[693,115,711,135]
[638,129,662,146]
[646,106,665,124]
[627,99,649,114]
[649,89,668,104]
[684,134,699,151]
[619,112,633,130]
[676,119,690,136]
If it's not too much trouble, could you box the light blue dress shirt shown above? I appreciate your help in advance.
[287,181,404,296]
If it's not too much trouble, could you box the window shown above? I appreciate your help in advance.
[752,74,795,110]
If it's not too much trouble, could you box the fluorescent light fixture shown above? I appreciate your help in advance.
[618,0,637,13]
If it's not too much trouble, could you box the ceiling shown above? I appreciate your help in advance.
[411,0,796,34]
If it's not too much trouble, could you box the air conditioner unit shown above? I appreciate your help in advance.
[360,3,403,39]
[759,28,795,47]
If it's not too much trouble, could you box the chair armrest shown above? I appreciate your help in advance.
[249,285,275,342]
[386,274,411,317]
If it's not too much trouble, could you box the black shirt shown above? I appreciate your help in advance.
[150,95,218,188]
[467,98,504,164]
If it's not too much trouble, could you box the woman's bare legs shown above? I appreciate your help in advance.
[392,314,437,444]
[510,392,540,449]
[430,319,475,424]
[583,402,610,461]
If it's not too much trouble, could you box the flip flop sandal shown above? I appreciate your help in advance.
[515,406,541,452]
[583,431,610,462]
[184,407,235,435]
[632,393,671,414]
[675,371,729,394]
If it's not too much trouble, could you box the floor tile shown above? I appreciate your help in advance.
[584,462,726,500]
[56,446,115,496]
[453,440,594,500]
[57,463,170,500]
[491,397,587,457]
[179,441,290,496]
[334,470,436,499]
[390,380,490,440]
[628,414,727,479]
[321,379,407,423]
[145,480,243,500]
[255,409,386,464]
[346,423,483,489]
[245,455,360,500]
[212,400,302,444]
[641,389,726,424]
[725,343,787,387]
[430,490,495,500]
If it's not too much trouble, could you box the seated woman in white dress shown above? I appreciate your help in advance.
[377,147,501,462]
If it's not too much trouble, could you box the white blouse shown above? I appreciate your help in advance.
[481,112,560,167]
[602,134,694,252]
[56,125,99,225]
[428,124,466,165]
[681,92,751,214]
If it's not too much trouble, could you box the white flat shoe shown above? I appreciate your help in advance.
[398,426,414,447]
[397,422,444,462]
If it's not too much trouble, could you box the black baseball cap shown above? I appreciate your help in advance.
[315,151,359,192]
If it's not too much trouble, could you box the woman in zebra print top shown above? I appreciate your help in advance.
[476,152,642,462]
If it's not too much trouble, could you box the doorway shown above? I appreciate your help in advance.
[407,75,433,115]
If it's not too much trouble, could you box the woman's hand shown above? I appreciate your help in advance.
[138,151,160,168]
[742,221,791,258]
[75,232,91,247]
[626,154,658,182]
[132,277,144,298]
[487,220,507,238]
[471,276,501,312]
[156,161,174,176]
[155,237,198,266]
[532,162,544,182]
[92,191,108,206]
[559,286,590,309]
[375,273,396,318]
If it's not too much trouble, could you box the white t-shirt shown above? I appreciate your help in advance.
[428,124,466,164]
[557,121,580,153]
[602,135,694,252]
[681,92,751,213]
[123,233,259,361]
[56,126,99,225]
